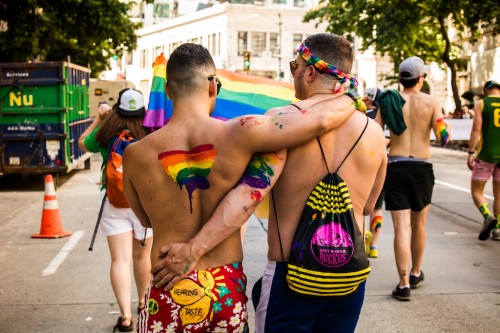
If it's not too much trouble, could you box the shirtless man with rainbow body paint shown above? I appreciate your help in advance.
[375,56,450,301]
[123,43,360,333]
[148,34,387,333]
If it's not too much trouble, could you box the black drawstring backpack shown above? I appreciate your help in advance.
[274,115,370,297]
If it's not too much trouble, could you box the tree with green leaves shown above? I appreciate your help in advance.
[0,0,153,75]
[304,0,500,112]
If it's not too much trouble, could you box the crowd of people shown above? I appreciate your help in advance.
[81,34,498,333]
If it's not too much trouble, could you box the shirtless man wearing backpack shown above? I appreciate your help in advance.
[122,42,366,333]
[147,34,387,333]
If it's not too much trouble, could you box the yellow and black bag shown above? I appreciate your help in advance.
[276,117,370,297]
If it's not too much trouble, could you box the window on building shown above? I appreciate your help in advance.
[154,2,170,18]
[216,33,221,57]
[294,0,305,7]
[141,49,148,69]
[251,32,266,57]
[211,33,218,56]
[270,32,279,57]
[232,0,255,4]
[273,0,286,4]
[238,31,248,56]
[191,37,200,44]
[293,34,303,57]
[155,46,163,58]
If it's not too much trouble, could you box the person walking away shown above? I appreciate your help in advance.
[376,56,451,301]
[78,89,153,332]
[467,80,500,241]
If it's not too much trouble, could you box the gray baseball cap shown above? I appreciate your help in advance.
[399,56,429,80]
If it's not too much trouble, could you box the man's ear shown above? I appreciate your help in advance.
[208,78,217,97]
[307,65,316,82]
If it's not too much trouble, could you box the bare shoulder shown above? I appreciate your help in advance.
[265,104,301,115]
[418,91,439,106]
[365,117,386,144]
[123,134,157,166]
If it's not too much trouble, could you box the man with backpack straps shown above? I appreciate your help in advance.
[148,34,387,333]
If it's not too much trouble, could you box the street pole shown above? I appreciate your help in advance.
[278,13,282,81]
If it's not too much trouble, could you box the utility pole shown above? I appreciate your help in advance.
[278,12,282,81]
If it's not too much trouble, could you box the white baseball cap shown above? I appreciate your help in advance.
[117,88,146,116]
[399,56,429,80]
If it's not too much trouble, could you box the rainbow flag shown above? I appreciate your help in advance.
[143,53,168,130]
[143,54,297,131]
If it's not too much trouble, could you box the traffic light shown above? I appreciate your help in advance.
[243,51,250,72]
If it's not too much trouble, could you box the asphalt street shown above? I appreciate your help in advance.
[0,147,499,333]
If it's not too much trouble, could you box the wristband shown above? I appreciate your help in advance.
[468,151,475,155]
[345,89,367,113]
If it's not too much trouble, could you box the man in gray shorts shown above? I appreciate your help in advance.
[376,56,451,301]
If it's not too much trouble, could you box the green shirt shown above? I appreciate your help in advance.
[477,95,500,163]
[84,127,109,189]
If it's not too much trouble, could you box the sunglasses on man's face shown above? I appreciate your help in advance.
[207,76,222,95]
[289,60,310,76]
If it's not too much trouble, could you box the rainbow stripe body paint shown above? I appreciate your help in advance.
[158,144,217,213]
[143,54,297,130]
[239,153,280,190]
[435,118,450,145]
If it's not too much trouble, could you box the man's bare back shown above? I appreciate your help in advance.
[387,89,443,159]
[268,108,387,261]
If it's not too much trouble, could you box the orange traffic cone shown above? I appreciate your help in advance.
[32,175,72,239]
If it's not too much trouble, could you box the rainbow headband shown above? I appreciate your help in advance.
[297,42,359,91]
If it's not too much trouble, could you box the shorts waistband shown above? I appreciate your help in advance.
[388,155,432,164]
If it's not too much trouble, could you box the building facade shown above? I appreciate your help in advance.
[125,1,330,103]
[118,1,468,114]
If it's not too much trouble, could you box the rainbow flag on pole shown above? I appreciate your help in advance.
[143,53,297,131]
[143,53,168,130]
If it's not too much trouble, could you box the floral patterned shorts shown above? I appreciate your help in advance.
[137,262,248,333]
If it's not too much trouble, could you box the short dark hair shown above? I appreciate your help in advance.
[303,33,353,75]
[400,76,419,88]
[167,43,216,98]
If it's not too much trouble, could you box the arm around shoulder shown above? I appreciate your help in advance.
[230,94,356,153]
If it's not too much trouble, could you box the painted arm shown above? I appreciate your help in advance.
[151,150,287,291]
[230,93,357,153]
[432,101,450,146]
[123,144,152,228]
[467,100,483,170]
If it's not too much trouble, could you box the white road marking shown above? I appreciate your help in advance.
[42,230,85,276]
[435,180,494,200]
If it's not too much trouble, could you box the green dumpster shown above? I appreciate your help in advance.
[0,61,93,178]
